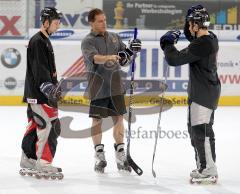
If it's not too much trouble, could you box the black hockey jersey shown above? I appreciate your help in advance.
[164,32,221,109]
[23,31,58,104]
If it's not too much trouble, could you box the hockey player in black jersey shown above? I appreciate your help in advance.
[19,7,64,180]
[160,5,221,184]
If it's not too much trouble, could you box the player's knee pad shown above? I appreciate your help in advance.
[205,124,215,139]
[187,123,195,146]
[32,113,46,129]
[192,124,215,141]
[51,118,61,138]
[191,124,206,141]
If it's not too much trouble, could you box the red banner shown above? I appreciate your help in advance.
[0,16,21,36]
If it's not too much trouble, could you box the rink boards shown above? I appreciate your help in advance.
[0,40,239,106]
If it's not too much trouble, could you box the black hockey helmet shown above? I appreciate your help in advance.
[187,7,210,28]
[40,7,62,23]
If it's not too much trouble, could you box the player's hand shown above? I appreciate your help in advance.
[108,55,121,62]
[40,82,62,101]
[160,30,181,50]
[129,38,142,53]
[118,51,131,66]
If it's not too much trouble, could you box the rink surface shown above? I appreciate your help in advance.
[0,106,239,194]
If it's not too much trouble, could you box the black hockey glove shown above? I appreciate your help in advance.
[40,82,62,106]
[118,48,133,66]
[160,30,181,50]
[129,38,142,53]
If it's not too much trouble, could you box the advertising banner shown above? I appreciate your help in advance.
[0,40,239,105]
[34,0,103,28]
[0,0,35,37]
[28,28,240,41]
[103,0,240,30]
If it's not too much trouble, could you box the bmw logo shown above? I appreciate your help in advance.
[1,48,21,68]
[4,77,17,90]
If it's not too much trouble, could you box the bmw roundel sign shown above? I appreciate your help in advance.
[1,48,21,69]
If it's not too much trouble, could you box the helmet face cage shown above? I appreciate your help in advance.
[40,7,62,24]
[187,8,210,28]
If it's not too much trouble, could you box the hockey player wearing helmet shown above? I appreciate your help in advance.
[40,7,62,36]
[160,5,221,183]
[20,7,64,180]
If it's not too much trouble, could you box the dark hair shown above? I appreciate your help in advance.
[88,8,104,22]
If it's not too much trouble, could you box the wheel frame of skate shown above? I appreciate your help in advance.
[19,168,36,177]
[19,169,64,180]
[190,176,218,185]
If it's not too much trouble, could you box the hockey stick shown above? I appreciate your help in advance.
[151,65,169,178]
[126,28,143,176]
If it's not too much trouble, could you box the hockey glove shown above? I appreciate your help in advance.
[160,30,181,50]
[40,82,62,106]
[118,48,133,66]
[129,38,142,53]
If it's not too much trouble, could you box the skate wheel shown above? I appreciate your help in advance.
[129,167,132,172]
[43,175,50,180]
[57,174,64,180]
[211,177,218,184]
[127,167,132,173]
[189,178,194,184]
[19,169,26,176]
[51,176,56,180]
[35,174,42,179]
[95,167,105,174]
[96,170,104,174]
[27,173,33,176]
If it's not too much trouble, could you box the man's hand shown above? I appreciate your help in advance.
[160,30,181,50]
[107,55,121,62]
[129,38,142,53]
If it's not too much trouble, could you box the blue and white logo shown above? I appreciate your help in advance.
[4,77,17,90]
[118,31,134,40]
[1,48,21,68]
[51,30,74,39]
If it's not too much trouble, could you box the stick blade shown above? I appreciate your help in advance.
[127,155,143,176]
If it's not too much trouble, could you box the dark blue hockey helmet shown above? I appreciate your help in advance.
[187,6,210,28]
[40,7,62,23]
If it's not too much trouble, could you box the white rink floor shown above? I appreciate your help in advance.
[0,106,240,194]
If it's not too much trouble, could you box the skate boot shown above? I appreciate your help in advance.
[114,143,131,173]
[190,154,201,178]
[34,160,64,180]
[190,167,218,184]
[190,168,199,178]
[94,144,107,173]
[19,152,37,177]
